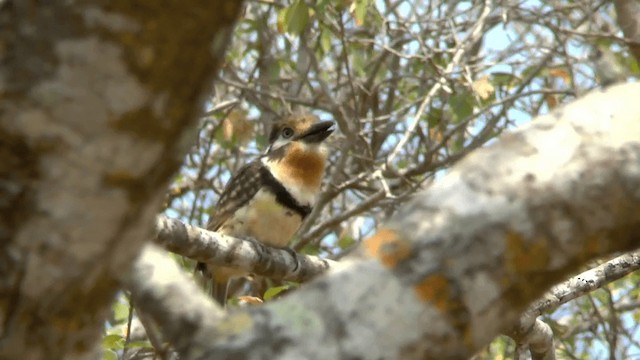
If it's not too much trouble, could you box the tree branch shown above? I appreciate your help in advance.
[533,251,640,317]
[125,245,222,359]
[153,215,336,283]
[511,250,640,358]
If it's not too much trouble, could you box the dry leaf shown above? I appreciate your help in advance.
[237,296,264,305]
[429,127,443,143]
[548,68,571,84]
[472,76,494,100]
[544,94,558,109]
[222,109,253,145]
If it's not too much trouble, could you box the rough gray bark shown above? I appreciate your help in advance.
[131,82,640,359]
[151,211,640,360]
[0,1,243,359]
[154,215,336,282]
[126,245,223,359]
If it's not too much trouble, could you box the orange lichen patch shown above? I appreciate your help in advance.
[364,228,412,268]
[276,142,327,189]
[414,274,453,310]
[504,231,550,275]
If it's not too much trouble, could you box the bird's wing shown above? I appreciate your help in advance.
[207,160,264,231]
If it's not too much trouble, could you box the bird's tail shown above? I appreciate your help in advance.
[194,262,209,290]
[211,280,229,307]
[195,262,230,307]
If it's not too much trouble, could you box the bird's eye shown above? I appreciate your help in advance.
[282,127,294,138]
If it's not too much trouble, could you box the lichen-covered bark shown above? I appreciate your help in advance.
[0,1,243,358]
[127,245,224,359]
[153,215,336,282]
[143,83,639,360]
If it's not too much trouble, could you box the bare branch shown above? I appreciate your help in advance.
[384,0,493,171]
[535,251,640,317]
[511,250,640,358]
[513,319,556,360]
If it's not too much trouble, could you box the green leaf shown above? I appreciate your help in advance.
[315,0,332,13]
[268,61,281,81]
[368,3,384,29]
[103,350,118,360]
[520,64,540,82]
[264,285,291,301]
[320,29,332,54]
[112,301,130,323]
[490,72,520,89]
[396,159,409,170]
[102,334,124,350]
[619,51,640,76]
[629,58,639,75]
[337,235,356,249]
[594,37,613,48]
[426,107,443,127]
[354,0,370,26]
[300,242,321,255]
[286,0,309,35]
[451,134,465,153]
[448,92,474,123]
[351,53,367,77]
[277,7,288,34]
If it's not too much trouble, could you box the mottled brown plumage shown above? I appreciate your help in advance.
[206,161,264,233]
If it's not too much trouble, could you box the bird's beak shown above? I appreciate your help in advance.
[297,121,335,143]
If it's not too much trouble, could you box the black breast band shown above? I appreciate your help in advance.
[259,166,312,219]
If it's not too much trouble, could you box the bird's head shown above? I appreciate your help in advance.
[266,114,334,153]
[262,114,335,200]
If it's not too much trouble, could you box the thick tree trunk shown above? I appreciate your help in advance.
[0,1,243,358]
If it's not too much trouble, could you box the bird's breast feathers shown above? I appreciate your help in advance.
[218,189,303,247]
[263,142,328,207]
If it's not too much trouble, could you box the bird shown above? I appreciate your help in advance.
[198,113,334,306]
